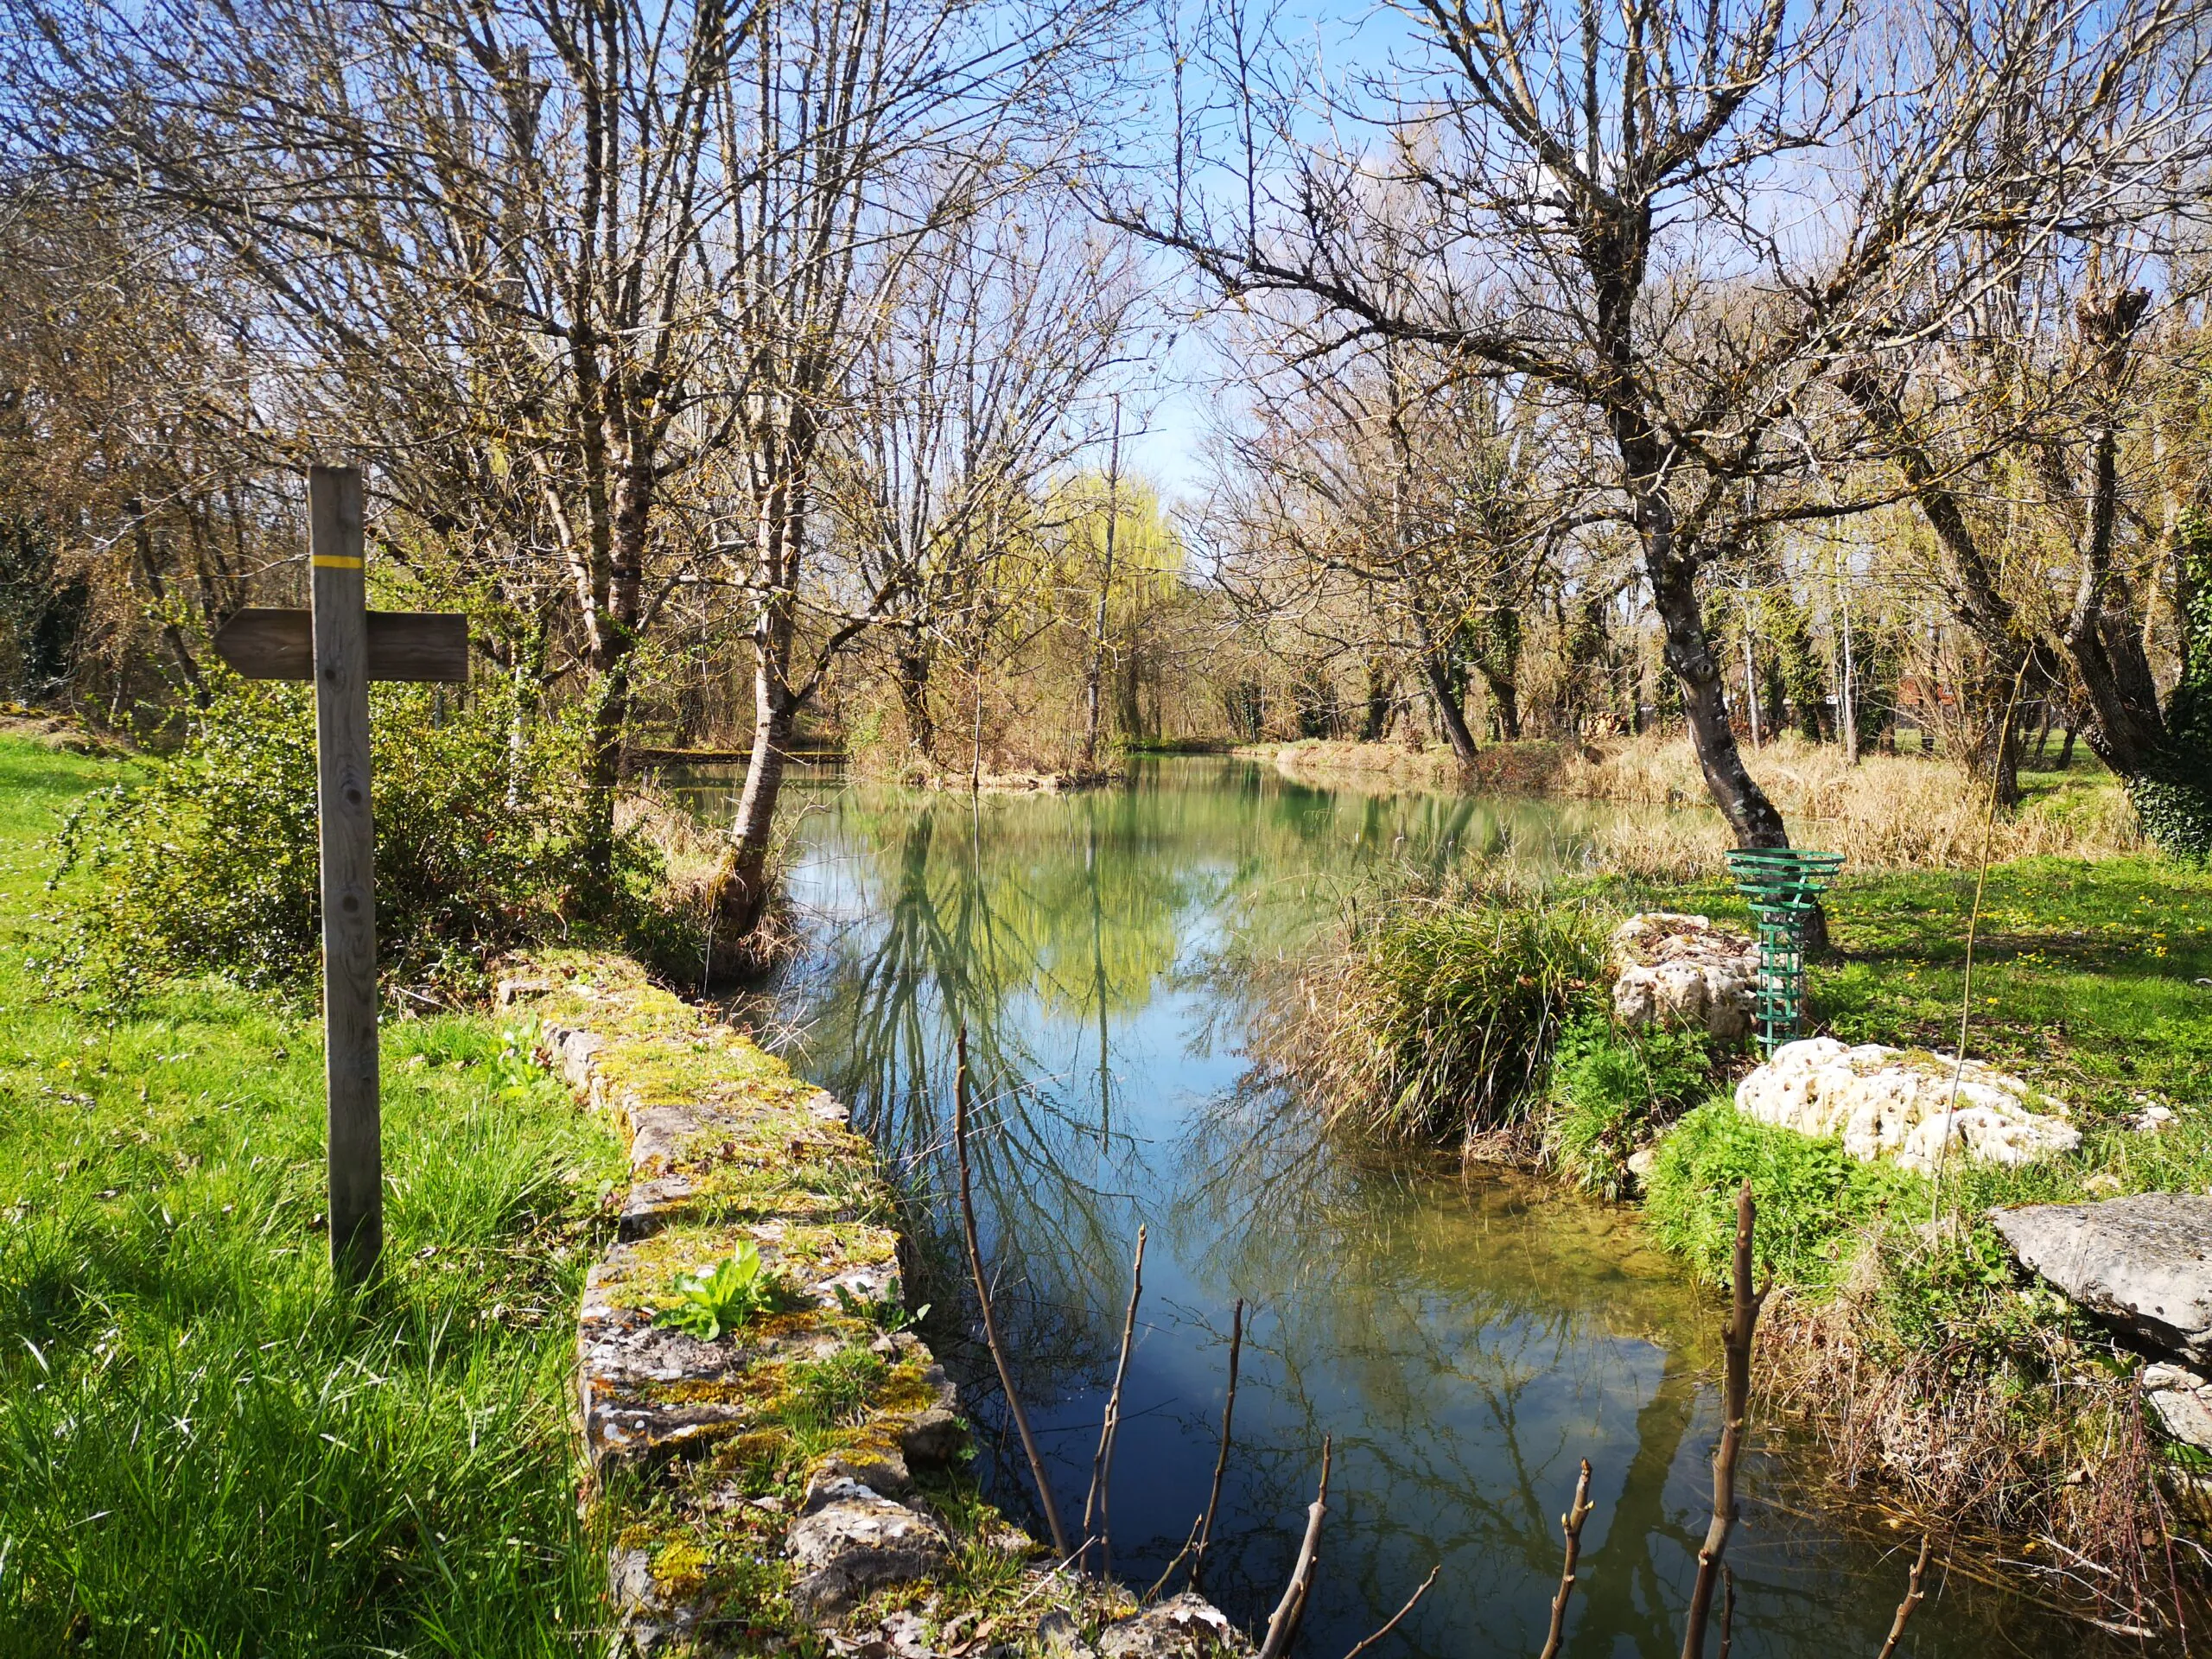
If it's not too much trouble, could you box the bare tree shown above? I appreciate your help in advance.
[1109,0,2209,848]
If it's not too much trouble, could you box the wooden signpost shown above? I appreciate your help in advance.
[213,467,467,1286]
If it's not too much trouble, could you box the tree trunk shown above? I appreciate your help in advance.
[1648,549,1787,848]
[1837,365,2041,806]
[706,465,806,975]
[2061,295,2212,858]
[1478,664,1521,741]
[1358,658,1395,742]
[894,644,936,760]
[128,502,209,709]
[1083,404,1122,772]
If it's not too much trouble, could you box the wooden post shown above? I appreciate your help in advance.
[309,466,381,1287]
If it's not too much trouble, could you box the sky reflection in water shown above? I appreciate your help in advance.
[672,756,2086,1659]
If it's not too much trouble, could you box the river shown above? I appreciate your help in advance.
[669,754,2090,1659]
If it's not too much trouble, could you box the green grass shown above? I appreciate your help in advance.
[0,736,626,1656]
[1606,850,2212,1275]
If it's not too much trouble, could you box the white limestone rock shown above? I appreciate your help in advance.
[1608,913,1759,1043]
[1733,1037,2079,1174]
[2143,1363,2212,1446]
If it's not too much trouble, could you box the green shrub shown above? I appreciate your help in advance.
[1642,1100,1922,1287]
[47,675,656,996]
[1307,885,1608,1139]
[1546,1013,1717,1199]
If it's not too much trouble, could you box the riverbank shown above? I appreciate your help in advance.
[510,950,1214,1655]
[0,737,1243,1656]
[1279,848,2212,1632]
[1245,733,2140,873]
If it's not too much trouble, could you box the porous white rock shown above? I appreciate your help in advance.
[1608,913,1759,1043]
[1733,1037,2079,1174]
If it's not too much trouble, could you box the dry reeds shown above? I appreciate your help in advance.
[1562,734,2139,874]
[1758,1248,2186,1636]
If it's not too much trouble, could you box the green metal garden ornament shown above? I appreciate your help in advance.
[1724,848,1845,1053]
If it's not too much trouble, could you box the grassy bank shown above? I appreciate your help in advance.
[1280,847,2212,1629]
[0,736,626,1655]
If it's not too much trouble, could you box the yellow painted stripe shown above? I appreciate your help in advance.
[311,556,364,569]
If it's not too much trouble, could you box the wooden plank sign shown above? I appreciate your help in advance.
[213,608,468,683]
[210,467,468,1287]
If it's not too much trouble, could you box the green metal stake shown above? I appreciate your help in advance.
[1724,849,1845,1054]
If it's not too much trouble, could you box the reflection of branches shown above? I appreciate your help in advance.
[956,1022,1069,1560]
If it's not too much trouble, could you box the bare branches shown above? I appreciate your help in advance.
[1681,1182,1770,1659]
[1257,1436,1332,1659]
[1340,1565,1439,1659]
[952,1021,1071,1560]
[1874,1537,1935,1659]
[1192,1296,1244,1593]
[1536,1459,1596,1659]
[1081,1221,1146,1578]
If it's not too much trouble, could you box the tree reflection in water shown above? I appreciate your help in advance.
[664,757,2088,1659]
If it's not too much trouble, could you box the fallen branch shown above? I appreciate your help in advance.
[953,1023,1070,1560]
[1192,1297,1245,1593]
[1874,1537,1933,1659]
[1536,1460,1596,1659]
[1082,1222,1147,1578]
[1258,1436,1332,1659]
[1341,1564,1439,1659]
[1681,1183,1769,1659]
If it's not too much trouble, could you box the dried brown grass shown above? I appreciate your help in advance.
[1559,734,2139,873]
[1759,1249,2196,1639]
[1254,732,2139,873]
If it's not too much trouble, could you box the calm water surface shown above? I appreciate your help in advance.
[671,756,2088,1659]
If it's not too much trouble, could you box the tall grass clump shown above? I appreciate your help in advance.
[1281,876,1609,1141]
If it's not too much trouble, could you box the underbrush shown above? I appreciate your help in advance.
[1641,1102,1923,1288]
[41,677,672,1001]
[0,737,627,1651]
[1543,1012,1716,1198]
[1283,838,2212,1633]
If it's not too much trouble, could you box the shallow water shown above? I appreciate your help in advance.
[671,756,2089,1658]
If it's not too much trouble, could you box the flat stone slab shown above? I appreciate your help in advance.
[1989,1194,2212,1361]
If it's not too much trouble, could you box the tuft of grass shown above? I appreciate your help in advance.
[1281,876,1609,1140]
[0,735,626,1655]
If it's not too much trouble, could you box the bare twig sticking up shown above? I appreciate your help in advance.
[1192,1297,1245,1592]
[1717,1567,1735,1659]
[1874,1537,1934,1659]
[1536,1460,1597,1659]
[1341,1565,1440,1659]
[1681,1183,1769,1659]
[1083,1223,1147,1577]
[1258,1436,1332,1659]
[953,1023,1070,1560]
